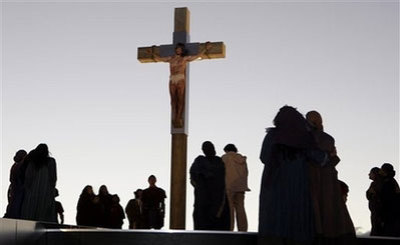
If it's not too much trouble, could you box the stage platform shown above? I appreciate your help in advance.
[1,218,399,245]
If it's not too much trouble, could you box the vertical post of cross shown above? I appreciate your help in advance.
[137,7,226,230]
[170,7,189,229]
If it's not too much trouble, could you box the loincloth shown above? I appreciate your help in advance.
[170,74,185,84]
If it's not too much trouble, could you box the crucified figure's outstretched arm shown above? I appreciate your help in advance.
[148,46,171,62]
[185,42,212,62]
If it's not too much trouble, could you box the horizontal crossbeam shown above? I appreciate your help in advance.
[137,42,226,63]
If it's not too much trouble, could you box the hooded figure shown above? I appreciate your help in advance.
[259,106,326,245]
[190,141,230,231]
[222,144,250,231]
[20,144,57,223]
[76,185,96,226]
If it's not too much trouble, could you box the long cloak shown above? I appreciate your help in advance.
[76,193,96,226]
[259,129,323,245]
[20,157,57,223]
[190,155,230,231]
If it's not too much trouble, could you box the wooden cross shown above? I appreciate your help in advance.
[137,7,225,229]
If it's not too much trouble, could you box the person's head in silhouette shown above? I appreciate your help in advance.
[274,106,305,130]
[381,163,396,179]
[175,43,186,57]
[148,175,157,187]
[31,143,50,168]
[99,185,109,196]
[112,194,120,204]
[306,110,324,131]
[223,143,238,153]
[134,189,143,199]
[81,185,94,197]
[272,106,314,149]
[369,167,381,181]
[202,141,216,157]
[13,149,27,163]
[35,143,49,157]
[55,188,59,198]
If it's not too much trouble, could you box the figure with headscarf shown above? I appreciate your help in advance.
[380,163,400,237]
[259,106,327,245]
[20,144,57,222]
[306,110,356,244]
[76,185,97,226]
[98,185,113,228]
[4,149,27,218]
[190,141,230,231]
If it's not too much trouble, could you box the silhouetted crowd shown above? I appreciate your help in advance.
[258,107,357,245]
[76,185,125,228]
[367,163,400,237]
[4,144,63,224]
[3,106,400,243]
[124,175,167,230]
[190,142,250,231]
[76,175,166,229]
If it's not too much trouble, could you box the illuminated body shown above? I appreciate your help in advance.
[154,43,211,127]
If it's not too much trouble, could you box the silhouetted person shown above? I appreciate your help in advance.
[142,175,166,229]
[190,141,230,231]
[259,106,326,245]
[20,144,57,222]
[98,185,113,228]
[92,195,105,227]
[306,110,356,244]
[4,149,27,218]
[76,185,96,226]
[221,143,250,231]
[366,167,383,236]
[380,163,400,237]
[109,194,125,229]
[54,188,64,224]
[126,189,144,229]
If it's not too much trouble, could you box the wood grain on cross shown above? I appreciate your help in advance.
[137,7,225,229]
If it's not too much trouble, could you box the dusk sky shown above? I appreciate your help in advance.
[1,1,399,233]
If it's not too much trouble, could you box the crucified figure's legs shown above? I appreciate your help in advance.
[175,79,185,127]
[169,79,185,128]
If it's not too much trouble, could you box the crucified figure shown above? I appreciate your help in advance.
[151,42,212,128]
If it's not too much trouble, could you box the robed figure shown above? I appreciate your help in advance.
[306,111,356,244]
[76,185,97,226]
[258,106,325,245]
[20,144,57,223]
[4,150,27,219]
[190,141,230,231]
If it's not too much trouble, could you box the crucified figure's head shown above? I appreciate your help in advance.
[175,43,186,56]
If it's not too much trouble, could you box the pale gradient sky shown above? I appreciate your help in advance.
[1,1,399,233]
